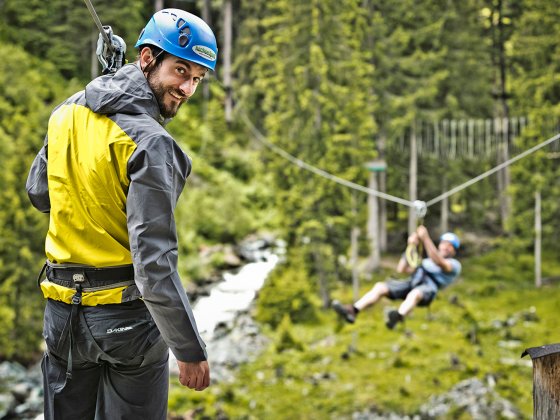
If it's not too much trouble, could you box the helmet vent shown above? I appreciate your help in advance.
[178,34,189,47]
[177,19,191,47]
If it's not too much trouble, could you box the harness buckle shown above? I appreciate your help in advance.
[71,283,83,305]
[71,292,82,305]
[72,273,85,283]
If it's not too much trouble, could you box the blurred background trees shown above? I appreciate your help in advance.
[0,0,558,364]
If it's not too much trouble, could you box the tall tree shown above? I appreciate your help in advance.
[1,0,146,81]
[508,0,560,252]
[235,0,377,306]
[0,45,75,362]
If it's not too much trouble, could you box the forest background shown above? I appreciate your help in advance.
[0,0,559,418]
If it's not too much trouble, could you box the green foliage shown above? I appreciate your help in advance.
[255,259,320,328]
[170,249,560,419]
[0,0,146,80]
[275,314,305,353]
[235,0,378,306]
[0,44,75,362]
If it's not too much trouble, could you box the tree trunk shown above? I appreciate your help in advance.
[535,190,542,288]
[408,125,418,234]
[492,0,511,232]
[154,0,163,12]
[223,0,233,123]
[313,249,330,309]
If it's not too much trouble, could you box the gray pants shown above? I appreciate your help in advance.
[42,299,169,420]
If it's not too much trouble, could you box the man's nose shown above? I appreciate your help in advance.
[179,79,196,97]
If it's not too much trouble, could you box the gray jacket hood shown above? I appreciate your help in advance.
[85,63,165,123]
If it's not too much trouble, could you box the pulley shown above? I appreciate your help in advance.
[96,26,126,74]
[413,200,427,219]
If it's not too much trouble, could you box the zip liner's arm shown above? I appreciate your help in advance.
[417,225,454,273]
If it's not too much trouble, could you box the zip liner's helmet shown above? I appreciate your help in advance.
[440,232,460,251]
[135,9,218,71]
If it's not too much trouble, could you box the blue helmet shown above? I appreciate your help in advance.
[135,9,218,71]
[440,232,460,251]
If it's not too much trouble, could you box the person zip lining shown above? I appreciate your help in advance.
[332,225,461,330]
[26,8,217,419]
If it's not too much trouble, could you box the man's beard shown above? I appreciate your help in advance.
[147,70,186,119]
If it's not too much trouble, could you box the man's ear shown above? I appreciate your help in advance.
[139,47,153,71]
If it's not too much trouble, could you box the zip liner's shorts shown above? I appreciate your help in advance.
[385,267,439,307]
[42,298,169,420]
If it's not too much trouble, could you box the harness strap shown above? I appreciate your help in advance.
[46,263,134,286]
[66,283,83,380]
[36,262,47,288]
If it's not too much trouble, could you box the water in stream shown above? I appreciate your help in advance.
[169,249,280,381]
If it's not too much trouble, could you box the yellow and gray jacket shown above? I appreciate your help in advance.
[26,63,206,362]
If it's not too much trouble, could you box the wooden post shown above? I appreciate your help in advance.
[440,178,449,234]
[365,160,386,273]
[367,171,380,271]
[379,170,387,252]
[522,344,560,419]
[535,190,542,288]
[350,193,360,352]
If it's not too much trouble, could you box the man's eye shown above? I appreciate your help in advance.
[177,67,186,75]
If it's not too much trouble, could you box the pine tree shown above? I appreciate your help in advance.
[235,0,377,306]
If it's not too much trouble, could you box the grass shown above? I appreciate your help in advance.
[169,248,560,419]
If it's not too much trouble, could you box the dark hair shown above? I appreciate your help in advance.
[136,45,167,70]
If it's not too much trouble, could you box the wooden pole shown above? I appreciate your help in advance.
[535,190,542,288]
[365,160,385,272]
[367,171,380,271]
[379,171,387,252]
[522,344,560,419]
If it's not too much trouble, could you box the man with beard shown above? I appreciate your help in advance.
[26,9,217,420]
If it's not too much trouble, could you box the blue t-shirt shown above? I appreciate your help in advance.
[421,258,461,289]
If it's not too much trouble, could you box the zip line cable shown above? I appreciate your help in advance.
[82,0,114,53]
[425,132,560,207]
[238,106,560,213]
[239,111,416,208]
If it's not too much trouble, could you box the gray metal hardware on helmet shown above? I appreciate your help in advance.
[135,8,218,71]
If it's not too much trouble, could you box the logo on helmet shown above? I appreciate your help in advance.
[192,45,216,61]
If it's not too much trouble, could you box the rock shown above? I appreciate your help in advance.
[350,377,522,419]
[0,393,17,418]
[11,382,31,402]
[419,378,522,419]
